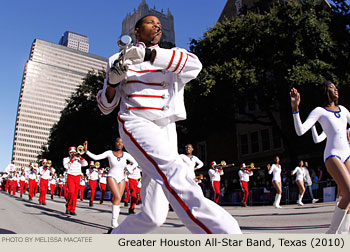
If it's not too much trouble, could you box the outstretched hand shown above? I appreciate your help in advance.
[290,88,300,112]
[84,141,88,152]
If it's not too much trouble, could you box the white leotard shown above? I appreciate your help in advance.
[292,166,305,181]
[268,164,281,182]
[180,154,204,180]
[86,150,138,183]
[293,105,350,163]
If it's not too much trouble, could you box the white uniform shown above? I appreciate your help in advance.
[127,166,142,180]
[98,43,241,234]
[269,164,281,182]
[292,167,305,181]
[86,168,99,181]
[86,150,138,183]
[293,106,350,163]
[63,157,88,175]
[180,154,204,181]
[238,169,253,182]
[208,168,224,182]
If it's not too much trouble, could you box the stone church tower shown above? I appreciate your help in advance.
[122,0,175,47]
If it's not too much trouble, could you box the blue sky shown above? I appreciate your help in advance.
[0,0,228,172]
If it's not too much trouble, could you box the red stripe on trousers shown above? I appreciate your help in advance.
[118,115,212,234]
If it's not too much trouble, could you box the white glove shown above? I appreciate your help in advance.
[108,59,128,85]
[124,46,146,65]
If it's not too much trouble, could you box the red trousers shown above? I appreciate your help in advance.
[136,187,141,204]
[99,183,106,203]
[12,180,18,195]
[89,180,97,202]
[58,184,63,197]
[24,182,28,193]
[34,181,38,195]
[66,174,80,213]
[211,180,221,203]
[39,178,48,204]
[28,179,36,199]
[124,181,129,203]
[128,178,138,209]
[20,181,26,196]
[79,185,85,200]
[240,181,249,204]
[50,184,56,196]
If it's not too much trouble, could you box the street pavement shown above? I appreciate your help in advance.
[0,191,335,234]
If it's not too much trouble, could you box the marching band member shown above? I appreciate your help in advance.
[123,174,130,207]
[79,174,87,201]
[180,144,204,183]
[84,138,138,230]
[63,146,88,215]
[19,168,26,198]
[12,170,19,196]
[38,159,53,205]
[267,156,283,208]
[86,161,99,207]
[136,178,142,205]
[99,168,108,204]
[291,160,305,206]
[49,174,57,200]
[238,163,253,207]
[290,82,350,233]
[126,166,142,214]
[58,174,64,198]
[28,163,38,201]
[208,161,224,204]
[98,15,241,234]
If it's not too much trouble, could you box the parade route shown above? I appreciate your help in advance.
[0,191,335,234]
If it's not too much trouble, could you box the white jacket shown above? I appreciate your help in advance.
[97,43,202,126]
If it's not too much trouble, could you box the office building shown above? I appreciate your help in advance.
[11,34,107,168]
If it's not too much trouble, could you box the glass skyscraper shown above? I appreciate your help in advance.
[12,34,107,168]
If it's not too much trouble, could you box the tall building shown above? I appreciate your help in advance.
[59,31,90,53]
[122,0,175,46]
[11,34,107,168]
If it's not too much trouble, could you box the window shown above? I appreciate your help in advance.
[272,126,282,149]
[261,129,270,151]
[251,131,259,153]
[240,134,248,155]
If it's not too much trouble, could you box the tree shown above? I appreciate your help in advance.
[42,70,119,174]
[183,0,350,163]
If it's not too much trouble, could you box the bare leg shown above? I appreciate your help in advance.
[324,157,350,233]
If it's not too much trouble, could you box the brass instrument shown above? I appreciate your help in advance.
[77,145,85,155]
[195,174,204,180]
[95,161,100,169]
[241,163,261,170]
[214,160,235,169]
[33,163,38,169]
[47,160,52,166]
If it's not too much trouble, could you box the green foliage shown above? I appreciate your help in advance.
[42,70,119,173]
[184,0,350,159]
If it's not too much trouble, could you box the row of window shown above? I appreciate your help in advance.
[239,127,282,156]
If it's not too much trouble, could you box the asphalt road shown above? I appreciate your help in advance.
[0,191,335,234]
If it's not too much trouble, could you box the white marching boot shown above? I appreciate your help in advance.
[297,194,304,206]
[273,194,282,208]
[111,205,120,228]
[338,213,350,234]
[326,206,347,234]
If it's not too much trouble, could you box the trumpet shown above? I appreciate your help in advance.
[214,160,235,169]
[33,163,38,169]
[47,160,52,166]
[242,163,261,170]
[95,161,100,169]
[77,145,85,155]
